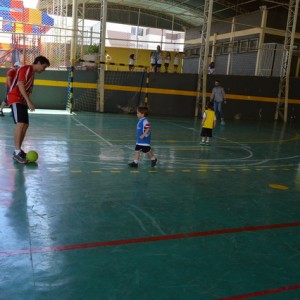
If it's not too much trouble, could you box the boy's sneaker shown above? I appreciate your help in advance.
[13,152,28,164]
[128,161,138,168]
[0,111,4,117]
[151,158,157,167]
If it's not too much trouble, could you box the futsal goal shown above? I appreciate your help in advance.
[66,59,149,113]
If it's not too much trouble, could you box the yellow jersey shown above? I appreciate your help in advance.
[202,109,215,129]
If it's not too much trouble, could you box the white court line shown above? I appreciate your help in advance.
[72,116,113,147]
[160,119,254,162]
[3,108,73,115]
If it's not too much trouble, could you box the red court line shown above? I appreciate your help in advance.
[217,283,300,299]
[1,221,300,257]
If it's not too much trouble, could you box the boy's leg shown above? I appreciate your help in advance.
[128,149,140,167]
[134,151,140,162]
[147,151,157,167]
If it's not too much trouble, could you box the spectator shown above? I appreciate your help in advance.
[208,62,215,74]
[164,52,171,73]
[129,54,135,71]
[0,62,22,116]
[173,52,180,73]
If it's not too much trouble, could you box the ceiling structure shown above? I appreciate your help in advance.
[38,0,289,31]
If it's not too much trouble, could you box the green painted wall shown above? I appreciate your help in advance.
[1,68,300,121]
[0,68,69,110]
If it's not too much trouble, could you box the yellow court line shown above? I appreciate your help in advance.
[3,168,297,173]
[269,183,289,190]
[171,148,210,151]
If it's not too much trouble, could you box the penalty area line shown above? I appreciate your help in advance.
[72,116,113,147]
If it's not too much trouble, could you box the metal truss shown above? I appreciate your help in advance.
[275,0,299,122]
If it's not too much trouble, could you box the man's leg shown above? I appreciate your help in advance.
[14,122,29,150]
[0,101,5,116]
[214,101,219,119]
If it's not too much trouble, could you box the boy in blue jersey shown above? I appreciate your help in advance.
[128,106,157,168]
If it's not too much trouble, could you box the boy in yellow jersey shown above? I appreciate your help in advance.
[200,102,216,146]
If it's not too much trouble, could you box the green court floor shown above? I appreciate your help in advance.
[1,110,300,300]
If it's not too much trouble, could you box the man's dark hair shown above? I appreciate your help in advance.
[33,56,50,66]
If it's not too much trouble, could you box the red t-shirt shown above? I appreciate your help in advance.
[8,65,34,105]
[6,68,17,88]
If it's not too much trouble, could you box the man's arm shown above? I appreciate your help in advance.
[210,88,215,101]
[17,82,35,111]
[222,87,226,103]
[6,76,13,88]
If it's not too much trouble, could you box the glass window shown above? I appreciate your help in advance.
[249,38,258,51]
[222,42,230,54]
[215,43,222,55]
[239,40,248,52]
[131,27,136,35]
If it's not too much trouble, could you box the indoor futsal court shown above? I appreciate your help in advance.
[1,110,300,300]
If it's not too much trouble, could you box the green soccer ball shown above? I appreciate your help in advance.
[26,150,39,163]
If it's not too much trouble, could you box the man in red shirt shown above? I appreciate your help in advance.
[0,61,22,116]
[8,55,50,164]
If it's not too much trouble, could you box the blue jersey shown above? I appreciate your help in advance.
[136,117,151,146]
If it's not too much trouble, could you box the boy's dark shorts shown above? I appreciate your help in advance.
[11,103,29,124]
[201,127,212,138]
[135,145,151,153]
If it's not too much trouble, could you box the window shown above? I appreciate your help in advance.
[184,49,192,57]
[215,43,222,55]
[222,42,230,54]
[232,41,239,53]
[191,48,200,56]
[239,40,248,52]
[249,38,258,51]
[131,27,144,36]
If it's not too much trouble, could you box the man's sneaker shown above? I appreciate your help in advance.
[151,158,157,167]
[128,161,138,168]
[19,150,27,159]
[13,152,28,164]
[0,111,4,117]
